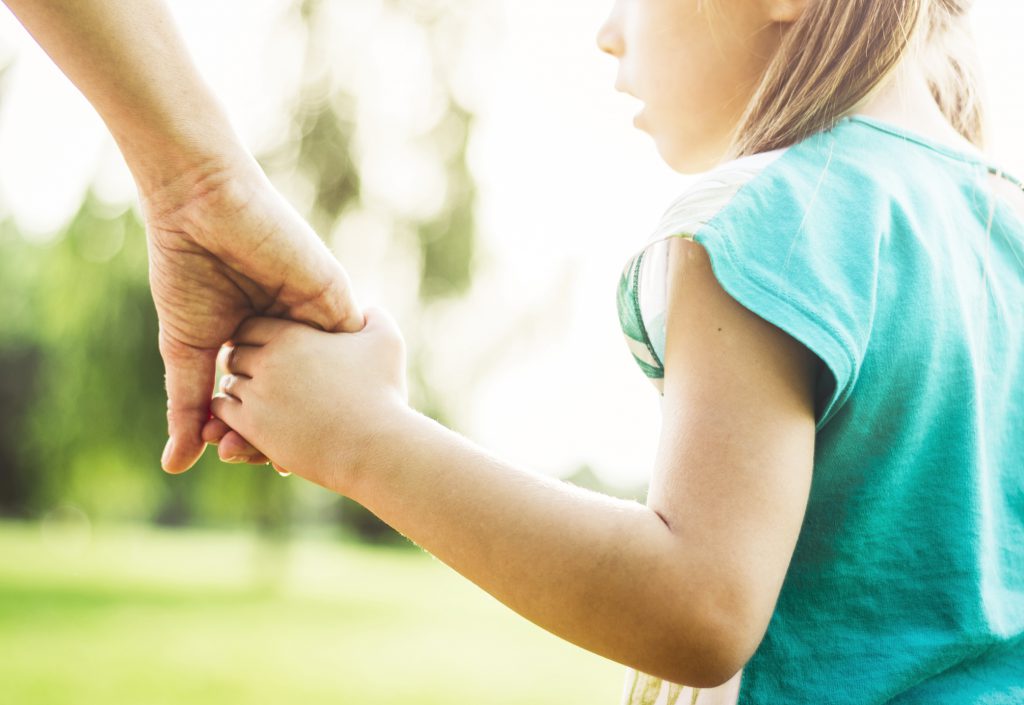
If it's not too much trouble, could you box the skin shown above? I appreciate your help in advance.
[212,0,987,689]
[14,0,983,691]
[209,0,820,685]
[213,267,818,687]
[595,0,794,173]
[2,0,363,472]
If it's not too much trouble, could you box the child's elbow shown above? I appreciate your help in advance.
[651,595,763,688]
[653,636,748,690]
[691,647,749,690]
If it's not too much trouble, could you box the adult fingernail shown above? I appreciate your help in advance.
[161,438,175,470]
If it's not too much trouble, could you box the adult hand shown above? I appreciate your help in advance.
[0,0,363,472]
[142,157,363,473]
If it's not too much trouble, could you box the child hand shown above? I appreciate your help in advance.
[210,308,408,494]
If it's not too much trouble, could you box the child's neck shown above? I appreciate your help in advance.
[856,55,1024,221]
[850,57,983,158]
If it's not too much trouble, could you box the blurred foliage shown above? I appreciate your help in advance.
[2,199,165,520]
[0,0,486,537]
[416,101,477,301]
[0,198,300,533]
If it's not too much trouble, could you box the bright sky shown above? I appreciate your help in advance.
[0,1,1020,490]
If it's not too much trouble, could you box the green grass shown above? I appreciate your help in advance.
[0,520,625,704]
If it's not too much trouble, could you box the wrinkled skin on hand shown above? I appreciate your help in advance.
[142,160,363,473]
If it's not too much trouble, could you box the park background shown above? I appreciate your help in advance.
[0,1,1021,703]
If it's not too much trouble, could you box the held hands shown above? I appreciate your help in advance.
[2,0,367,473]
[210,309,409,494]
[142,157,364,473]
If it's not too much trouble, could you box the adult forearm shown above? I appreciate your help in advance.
[347,409,730,687]
[4,0,247,192]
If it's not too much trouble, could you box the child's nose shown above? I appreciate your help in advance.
[596,12,624,57]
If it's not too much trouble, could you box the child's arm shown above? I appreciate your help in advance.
[212,240,817,688]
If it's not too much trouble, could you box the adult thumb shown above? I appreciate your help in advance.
[158,329,217,474]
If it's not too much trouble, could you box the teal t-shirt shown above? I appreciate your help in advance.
[616,115,1024,704]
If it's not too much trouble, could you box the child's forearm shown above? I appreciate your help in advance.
[345,409,736,688]
[4,0,247,192]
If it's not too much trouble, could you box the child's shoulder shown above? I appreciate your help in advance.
[651,117,900,246]
[648,147,789,244]
[619,118,907,417]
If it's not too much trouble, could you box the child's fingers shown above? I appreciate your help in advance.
[203,413,268,464]
[232,316,294,347]
[225,345,260,377]
[210,393,242,432]
[216,344,234,375]
[202,417,231,444]
[217,430,269,465]
[218,373,251,400]
[209,395,268,465]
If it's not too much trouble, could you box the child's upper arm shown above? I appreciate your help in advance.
[651,236,818,674]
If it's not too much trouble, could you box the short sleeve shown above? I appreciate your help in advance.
[620,130,881,431]
[691,139,881,430]
[617,149,794,391]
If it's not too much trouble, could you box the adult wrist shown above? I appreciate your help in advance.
[135,146,268,246]
[127,127,254,208]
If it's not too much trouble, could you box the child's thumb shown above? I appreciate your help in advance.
[360,306,408,400]
[361,306,401,336]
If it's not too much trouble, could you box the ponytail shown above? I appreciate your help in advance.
[921,0,986,148]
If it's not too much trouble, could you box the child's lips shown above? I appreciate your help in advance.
[613,78,639,99]
[629,98,647,127]
[614,84,643,115]
[612,81,646,128]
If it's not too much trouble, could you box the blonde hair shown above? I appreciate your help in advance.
[726,0,986,159]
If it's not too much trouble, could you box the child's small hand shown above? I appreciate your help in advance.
[210,308,408,493]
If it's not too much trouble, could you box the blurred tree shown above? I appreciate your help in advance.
[0,346,40,517]
[0,218,41,516]
[0,0,481,540]
[0,198,173,521]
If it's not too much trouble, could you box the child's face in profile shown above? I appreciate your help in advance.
[597,0,786,173]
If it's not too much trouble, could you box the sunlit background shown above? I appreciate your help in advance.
[0,1,1021,703]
